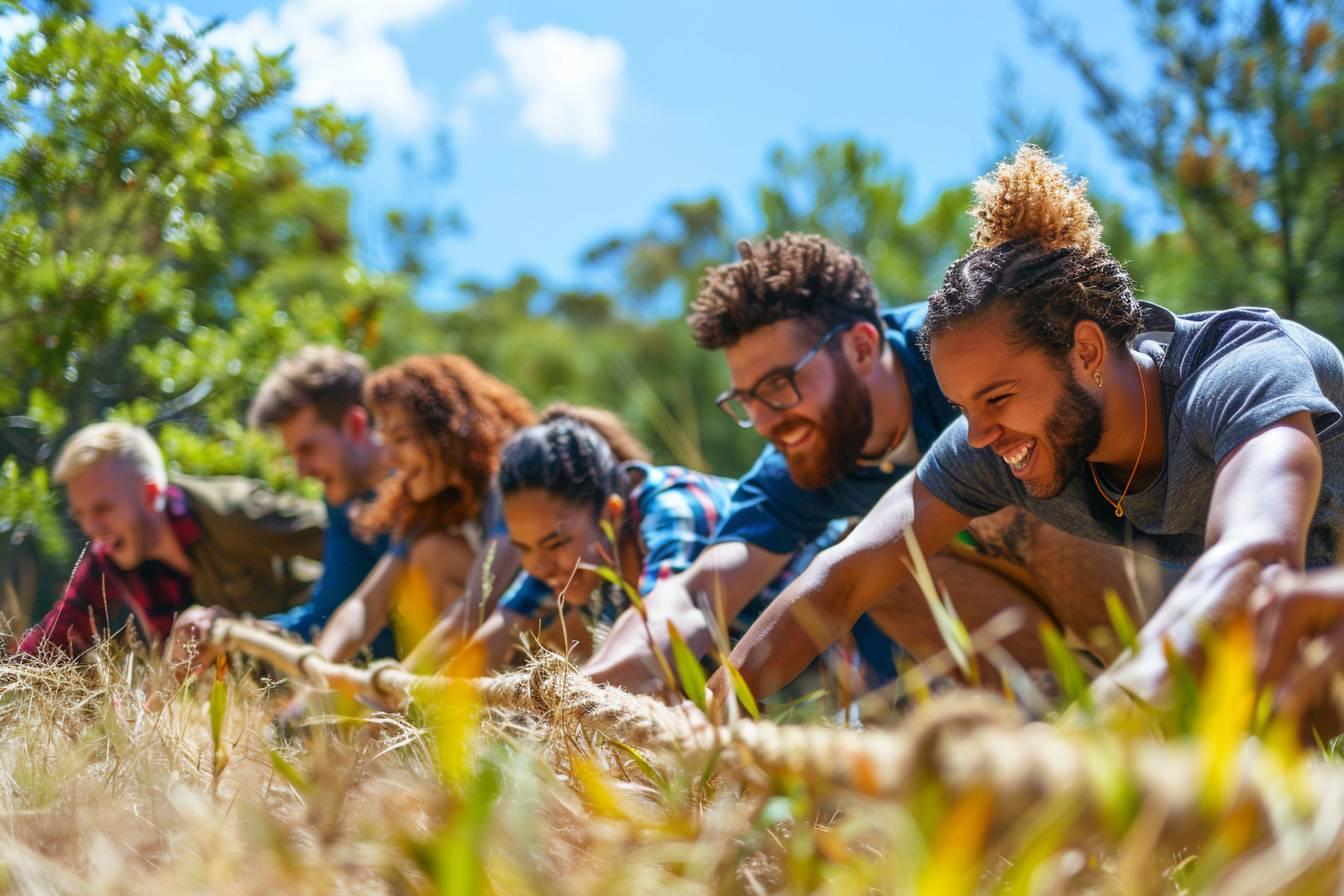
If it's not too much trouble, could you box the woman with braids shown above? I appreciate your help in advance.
[710,145,1344,713]
[459,404,841,674]
[311,354,535,664]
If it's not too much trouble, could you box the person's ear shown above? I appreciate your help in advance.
[342,405,369,442]
[843,322,882,374]
[601,494,626,533]
[1071,320,1108,381]
[143,479,165,513]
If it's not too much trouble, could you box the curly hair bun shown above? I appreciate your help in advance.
[971,145,1103,256]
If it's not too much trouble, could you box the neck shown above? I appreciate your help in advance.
[861,343,913,458]
[146,509,191,573]
[353,442,392,495]
[1092,349,1165,486]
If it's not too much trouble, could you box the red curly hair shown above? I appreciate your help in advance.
[357,354,535,539]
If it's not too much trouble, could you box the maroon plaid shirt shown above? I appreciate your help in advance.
[18,485,202,656]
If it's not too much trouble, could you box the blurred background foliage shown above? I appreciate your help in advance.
[1,0,1340,627]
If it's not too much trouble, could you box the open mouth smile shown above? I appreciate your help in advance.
[999,439,1037,476]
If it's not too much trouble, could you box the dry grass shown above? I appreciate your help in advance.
[3,619,1344,895]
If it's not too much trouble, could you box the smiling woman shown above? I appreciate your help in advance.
[309,354,536,665]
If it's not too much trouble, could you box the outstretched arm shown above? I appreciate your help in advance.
[709,473,967,704]
[314,552,403,662]
[402,534,522,672]
[581,541,792,693]
[1098,412,1323,705]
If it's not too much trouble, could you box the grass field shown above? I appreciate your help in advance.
[3,607,1343,896]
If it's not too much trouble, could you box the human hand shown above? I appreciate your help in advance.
[169,605,234,673]
[1255,566,1344,716]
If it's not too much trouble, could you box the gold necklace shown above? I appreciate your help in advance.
[1089,357,1150,519]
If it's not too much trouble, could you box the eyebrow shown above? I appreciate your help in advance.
[512,528,566,551]
[734,362,798,395]
[970,379,1019,401]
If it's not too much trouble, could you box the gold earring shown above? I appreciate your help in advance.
[1093,370,1103,388]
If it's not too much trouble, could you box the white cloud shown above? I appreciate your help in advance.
[446,69,501,136]
[0,11,38,49]
[199,0,462,135]
[489,18,625,158]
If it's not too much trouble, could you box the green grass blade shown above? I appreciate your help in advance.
[666,621,708,710]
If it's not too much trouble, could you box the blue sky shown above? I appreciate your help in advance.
[145,1,1161,308]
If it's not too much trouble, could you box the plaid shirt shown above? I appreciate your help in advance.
[18,485,202,656]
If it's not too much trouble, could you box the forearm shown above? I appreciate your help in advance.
[582,581,707,692]
[464,610,530,673]
[1100,540,1292,703]
[711,548,866,703]
[582,542,784,692]
[314,554,400,662]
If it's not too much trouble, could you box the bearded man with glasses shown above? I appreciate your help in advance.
[584,233,1152,697]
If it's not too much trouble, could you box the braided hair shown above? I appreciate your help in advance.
[920,145,1143,360]
[497,404,652,516]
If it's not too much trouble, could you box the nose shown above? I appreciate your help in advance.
[964,411,1002,450]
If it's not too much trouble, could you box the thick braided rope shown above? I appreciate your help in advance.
[210,619,1344,848]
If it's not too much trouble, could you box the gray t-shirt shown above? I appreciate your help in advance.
[917,303,1344,568]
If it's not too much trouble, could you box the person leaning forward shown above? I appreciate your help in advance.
[708,146,1344,713]
[583,232,1148,696]
[15,422,325,657]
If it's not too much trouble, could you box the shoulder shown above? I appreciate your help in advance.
[880,302,929,337]
[631,464,733,523]
[409,530,475,578]
[1171,306,1305,368]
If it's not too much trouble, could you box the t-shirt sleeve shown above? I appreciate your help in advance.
[915,418,1014,519]
[712,448,841,554]
[497,573,553,617]
[1182,323,1342,465]
[636,477,719,595]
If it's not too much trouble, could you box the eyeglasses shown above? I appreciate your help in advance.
[715,322,851,428]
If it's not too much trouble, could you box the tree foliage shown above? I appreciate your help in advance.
[0,4,435,621]
[1020,0,1344,338]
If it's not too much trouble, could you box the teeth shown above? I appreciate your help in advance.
[1002,441,1034,471]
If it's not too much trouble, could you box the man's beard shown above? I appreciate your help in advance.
[1030,374,1104,499]
[778,361,873,491]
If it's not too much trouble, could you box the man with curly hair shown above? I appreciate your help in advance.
[708,147,1344,711]
[585,232,1139,694]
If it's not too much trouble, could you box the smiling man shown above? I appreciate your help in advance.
[708,147,1344,709]
[16,422,325,657]
[584,233,1137,694]
[239,346,397,654]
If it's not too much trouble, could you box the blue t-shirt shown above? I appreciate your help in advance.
[917,303,1344,568]
[265,499,397,658]
[714,304,962,553]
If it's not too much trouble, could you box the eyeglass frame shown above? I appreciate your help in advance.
[714,321,854,428]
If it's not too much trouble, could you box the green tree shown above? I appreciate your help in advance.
[756,139,973,304]
[1020,0,1344,338]
[0,3,435,625]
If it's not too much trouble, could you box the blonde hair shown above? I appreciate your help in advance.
[53,422,167,489]
[921,145,1141,359]
[970,144,1103,255]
